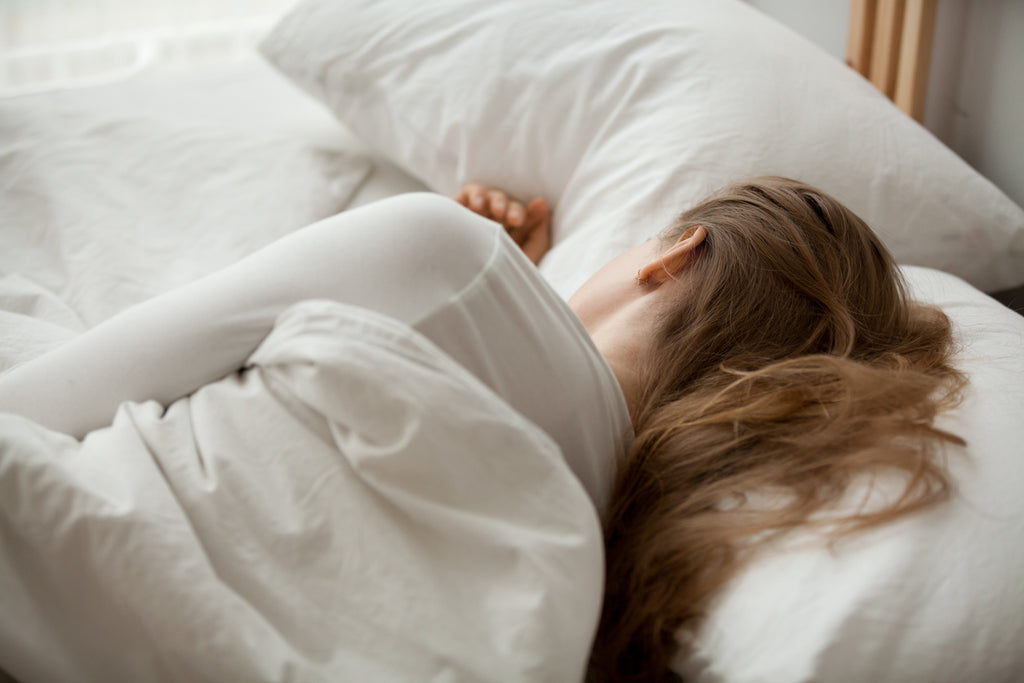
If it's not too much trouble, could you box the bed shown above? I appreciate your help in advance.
[1,1,1023,681]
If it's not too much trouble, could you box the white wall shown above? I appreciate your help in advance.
[743,0,1024,211]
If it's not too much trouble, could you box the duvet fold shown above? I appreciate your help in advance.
[0,300,603,683]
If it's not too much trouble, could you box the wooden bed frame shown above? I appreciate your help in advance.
[846,0,937,122]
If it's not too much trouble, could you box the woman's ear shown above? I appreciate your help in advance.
[637,226,707,285]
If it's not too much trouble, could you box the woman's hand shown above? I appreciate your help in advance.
[454,184,551,265]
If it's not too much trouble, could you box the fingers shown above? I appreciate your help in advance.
[487,189,508,222]
[453,184,552,263]
[455,184,515,224]
[454,184,521,230]
[521,198,552,265]
[504,200,528,242]
[455,183,488,213]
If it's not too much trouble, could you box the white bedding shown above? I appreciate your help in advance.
[3,12,1024,680]
[0,58,607,682]
[0,60,388,331]
[0,301,602,682]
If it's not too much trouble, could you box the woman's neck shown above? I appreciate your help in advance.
[566,237,675,425]
[580,297,661,426]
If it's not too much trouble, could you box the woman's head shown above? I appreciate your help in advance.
[634,176,931,418]
[591,178,964,681]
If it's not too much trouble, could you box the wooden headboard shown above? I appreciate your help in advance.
[846,0,937,122]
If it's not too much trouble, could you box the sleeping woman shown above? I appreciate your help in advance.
[0,177,964,680]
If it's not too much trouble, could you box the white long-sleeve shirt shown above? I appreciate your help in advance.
[0,193,632,512]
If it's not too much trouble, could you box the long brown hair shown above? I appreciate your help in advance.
[591,178,965,681]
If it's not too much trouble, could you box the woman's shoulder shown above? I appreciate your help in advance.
[413,227,632,511]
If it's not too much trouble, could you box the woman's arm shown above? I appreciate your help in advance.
[0,193,498,438]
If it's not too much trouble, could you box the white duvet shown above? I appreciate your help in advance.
[0,61,374,331]
[0,301,603,682]
[0,60,607,681]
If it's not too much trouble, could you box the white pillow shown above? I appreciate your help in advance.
[259,0,1024,297]
[676,265,1024,682]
